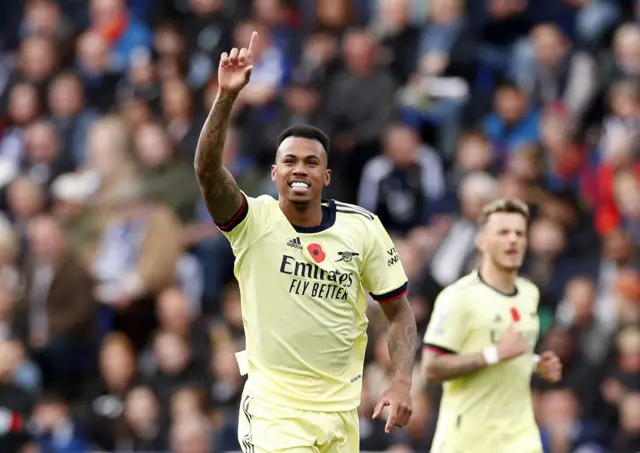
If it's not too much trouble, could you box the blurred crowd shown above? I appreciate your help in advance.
[0,0,639,452]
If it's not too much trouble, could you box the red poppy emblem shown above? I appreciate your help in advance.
[510,307,521,322]
[307,243,326,263]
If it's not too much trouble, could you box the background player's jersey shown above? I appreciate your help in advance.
[423,271,542,453]
[216,193,408,412]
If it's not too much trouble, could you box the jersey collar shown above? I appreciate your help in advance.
[476,269,519,297]
[291,199,336,234]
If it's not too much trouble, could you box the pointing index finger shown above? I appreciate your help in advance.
[247,31,259,59]
[385,409,398,433]
[385,401,400,432]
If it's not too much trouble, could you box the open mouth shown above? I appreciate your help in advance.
[289,181,310,191]
[506,249,518,257]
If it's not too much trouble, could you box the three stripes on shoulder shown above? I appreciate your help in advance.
[335,201,374,220]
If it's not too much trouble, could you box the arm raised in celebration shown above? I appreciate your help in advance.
[194,93,243,224]
[194,32,258,224]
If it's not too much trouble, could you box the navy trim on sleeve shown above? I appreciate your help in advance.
[423,344,456,355]
[215,194,249,232]
[371,281,409,303]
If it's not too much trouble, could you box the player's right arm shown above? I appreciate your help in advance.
[421,287,529,383]
[422,347,486,383]
[194,32,258,225]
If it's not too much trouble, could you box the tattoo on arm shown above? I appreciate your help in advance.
[422,350,485,383]
[380,296,418,383]
[194,90,243,223]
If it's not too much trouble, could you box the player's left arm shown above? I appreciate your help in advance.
[362,216,417,432]
[530,285,563,382]
[533,351,562,382]
[379,294,417,382]
[362,218,416,382]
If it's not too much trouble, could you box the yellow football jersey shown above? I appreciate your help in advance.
[216,194,408,412]
[423,270,542,453]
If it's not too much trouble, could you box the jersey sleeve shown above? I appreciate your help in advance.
[362,216,409,303]
[214,193,271,250]
[423,286,468,354]
[532,283,541,309]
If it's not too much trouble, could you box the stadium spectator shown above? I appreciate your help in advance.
[0,82,41,167]
[154,287,212,367]
[183,0,234,89]
[21,120,75,189]
[134,122,201,225]
[32,393,91,452]
[418,172,500,299]
[4,177,45,258]
[483,81,540,159]
[0,338,35,452]
[50,171,101,267]
[79,332,139,450]
[120,385,167,450]
[13,214,97,400]
[47,71,99,166]
[358,122,446,235]
[517,23,599,120]
[76,31,121,113]
[171,413,214,453]
[602,22,640,85]
[323,28,396,199]
[612,391,640,452]
[88,0,152,73]
[20,0,77,68]
[373,0,421,86]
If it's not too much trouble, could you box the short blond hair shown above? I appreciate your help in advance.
[478,197,530,226]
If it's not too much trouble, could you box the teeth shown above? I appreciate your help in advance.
[291,182,309,189]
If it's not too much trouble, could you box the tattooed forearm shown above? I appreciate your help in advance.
[194,90,243,223]
[421,350,485,383]
[381,296,418,383]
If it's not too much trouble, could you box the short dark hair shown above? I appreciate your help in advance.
[276,124,330,154]
[495,80,523,94]
[37,392,68,407]
[478,197,530,226]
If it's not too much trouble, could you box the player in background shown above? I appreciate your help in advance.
[194,32,417,452]
[422,198,562,453]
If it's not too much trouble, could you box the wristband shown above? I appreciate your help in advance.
[482,346,500,365]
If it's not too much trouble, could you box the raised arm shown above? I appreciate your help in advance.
[194,92,243,223]
[194,32,258,224]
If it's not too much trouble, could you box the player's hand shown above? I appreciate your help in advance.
[218,31,258,94]
[496,324,529,361]
[372,379,412,433]
[537,351,562,383]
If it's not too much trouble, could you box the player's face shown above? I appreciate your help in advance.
[478,212,527,271]
[272,137,331,206]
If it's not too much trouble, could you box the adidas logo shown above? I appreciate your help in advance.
[494,314,502,323]
[286,237,302,249]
